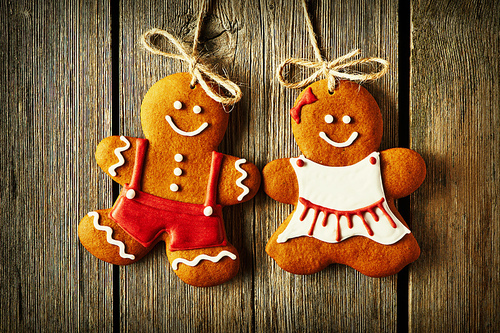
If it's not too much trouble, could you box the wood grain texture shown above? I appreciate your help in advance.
[2,0,499,331]
[409,0,500,331]
[254,0,400,332]
[0,0,114,331]
[118,0,256,331]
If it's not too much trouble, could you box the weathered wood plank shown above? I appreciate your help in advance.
[118,0,257,331]
[409,0,500,331]
[255,0,402,331]
[0,0,114,331]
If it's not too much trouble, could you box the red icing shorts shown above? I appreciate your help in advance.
[109,138,227,251]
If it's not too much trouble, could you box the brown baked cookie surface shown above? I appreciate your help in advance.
[263,79,425,277]
[79,72,260,287]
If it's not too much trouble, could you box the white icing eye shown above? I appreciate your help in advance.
[193,105,202,114]
[324,115,334,124]
[342,115,352,124]
[170,183,179,192]
[174,154,183,162]
[173,101,183,110]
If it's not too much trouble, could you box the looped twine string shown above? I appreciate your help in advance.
[277,0,390,92]
[141,9,242,106]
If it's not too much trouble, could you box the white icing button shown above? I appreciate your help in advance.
[342,115,352,124]
[203,206,213,216]
[324,115,334,124]
[173,101,183,109]
[174,154,184,162]
[126,189,136,199]
[170,184,179,192]
[174,167,183,176]
[193,105,202,114]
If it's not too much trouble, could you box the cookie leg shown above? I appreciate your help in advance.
[266,235,331,275]
[333,233,420,277]
[165,240,240,287]
[267,232,420,277]
[78,209,152,265]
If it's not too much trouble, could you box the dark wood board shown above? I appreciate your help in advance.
[117,0,399,331]
[0,0,499,331]
[0,0,114,331]
[409,0,500,331]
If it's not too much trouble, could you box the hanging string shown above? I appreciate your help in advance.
[141,2,242,106]
[277,0,390,92]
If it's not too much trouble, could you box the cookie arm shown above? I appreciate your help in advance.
[380,148,426,199]
[262,158,298,205]
[217,155,261,206]
[95,136,138,186]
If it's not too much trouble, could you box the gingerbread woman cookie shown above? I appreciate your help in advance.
[263,79,425,277]
[79,72,260,287]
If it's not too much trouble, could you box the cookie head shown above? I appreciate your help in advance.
[141,72,229,150]
[290,80,383,166]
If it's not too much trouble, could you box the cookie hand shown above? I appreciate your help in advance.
[217,154,261,206]
[95,136,138,185]
[262,158,299,205]
[380,148,426,199]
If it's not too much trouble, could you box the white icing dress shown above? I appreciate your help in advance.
[277,152,410,245]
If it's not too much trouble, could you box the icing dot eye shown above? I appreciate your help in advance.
[342,115,352,124]
[324,115,334,124]
[193,105,202,114]
[173,101,183,110]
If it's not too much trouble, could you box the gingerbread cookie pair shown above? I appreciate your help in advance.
[79,71,425,286]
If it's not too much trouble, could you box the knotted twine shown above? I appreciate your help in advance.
[141,3,242,106]
[277,0,390,92]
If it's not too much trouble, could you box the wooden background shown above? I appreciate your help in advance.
[1,0,499,331]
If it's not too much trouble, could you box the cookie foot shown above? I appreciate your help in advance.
[266,231,420,277]
[78,209,152,265]
[166,242,240,287]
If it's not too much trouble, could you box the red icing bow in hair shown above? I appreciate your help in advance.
[290,87,318,123]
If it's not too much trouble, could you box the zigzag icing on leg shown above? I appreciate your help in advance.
[88,211,135,260]
[171,250,237,270]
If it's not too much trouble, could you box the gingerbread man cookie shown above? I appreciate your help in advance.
[79,72,260,287]
[263,79,425,277]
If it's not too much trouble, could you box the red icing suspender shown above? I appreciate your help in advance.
[130,138,149,190]
[298,197,396,241]
[110,146,227,250]
[204,151,223,207]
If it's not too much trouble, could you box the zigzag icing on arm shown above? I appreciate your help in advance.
[88,212,135,260]
[171,250,237,270]
[234,159,250,201]
[108,136,131,177]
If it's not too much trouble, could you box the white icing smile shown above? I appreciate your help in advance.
[165,115,209,137]
[319,131,359,148]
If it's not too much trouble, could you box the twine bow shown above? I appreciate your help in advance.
[141,24,242,106]
[277,0,390,92]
